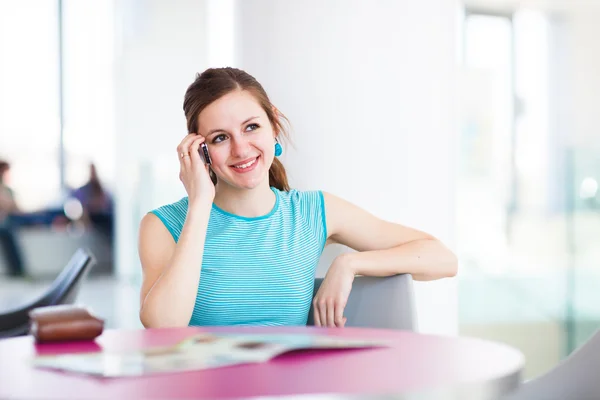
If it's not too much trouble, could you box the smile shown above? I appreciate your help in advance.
[231,156,259,171]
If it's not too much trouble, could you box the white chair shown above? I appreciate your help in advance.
[307,274,417,331]
[503,329,600,399]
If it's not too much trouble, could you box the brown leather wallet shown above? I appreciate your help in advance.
[29,305,104,343]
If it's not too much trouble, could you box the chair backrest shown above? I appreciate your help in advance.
[0,248,96,338]
[503,328,600,399]
[307,273,417,331]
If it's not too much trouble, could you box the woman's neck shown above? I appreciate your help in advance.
[213,180,276,218]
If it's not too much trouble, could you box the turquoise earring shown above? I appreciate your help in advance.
[274,141,282,157]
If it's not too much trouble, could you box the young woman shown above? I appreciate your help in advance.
[138,67,457,329]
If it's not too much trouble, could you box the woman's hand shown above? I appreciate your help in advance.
[313,256,355,328]
[177,134,215,206]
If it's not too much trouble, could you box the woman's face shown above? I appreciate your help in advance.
[197,90,276,190]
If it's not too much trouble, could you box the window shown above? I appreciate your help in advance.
[0,0,115,211]
[0,1,62,211]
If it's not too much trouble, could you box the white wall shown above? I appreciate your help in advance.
[567,6,600,151]
[235,0,459,335]
[113,0,208,284]
[114,0,459,335]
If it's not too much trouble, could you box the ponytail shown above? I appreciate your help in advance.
[269,157,290,191]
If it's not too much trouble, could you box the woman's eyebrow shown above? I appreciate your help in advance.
[241,116,259,125]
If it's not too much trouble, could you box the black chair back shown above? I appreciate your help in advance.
[0,248,96,338]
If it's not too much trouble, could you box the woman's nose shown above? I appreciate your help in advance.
[230,136,251,158]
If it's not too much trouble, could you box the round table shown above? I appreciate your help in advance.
[0,326,524,399]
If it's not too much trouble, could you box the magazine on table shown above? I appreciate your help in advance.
[32,332,390,377]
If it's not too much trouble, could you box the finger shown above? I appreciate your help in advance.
[183,133,206,163]
[178,150,192,173]
[176,133,197,157]
[318,301,327,329]
[189,135,206,166]
[334,303,345,328]
[313,301,321,327]
[326,299,335,327]
[181,133,203,156]
[342,317,347,328]
[177,134,196,168]
[178,147,192,170]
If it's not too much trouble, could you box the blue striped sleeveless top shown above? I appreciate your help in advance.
[150,188,327,326]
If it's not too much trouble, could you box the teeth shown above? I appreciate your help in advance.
[233,158,257,169]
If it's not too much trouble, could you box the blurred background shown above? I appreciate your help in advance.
[1,0,599,380]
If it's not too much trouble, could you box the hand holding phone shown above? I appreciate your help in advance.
[177,133,215,204]
[199,142,212,165]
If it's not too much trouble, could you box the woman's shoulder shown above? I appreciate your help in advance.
[147,197,189,242]
[274,187,323,204]
[274,187,325,218]
[273,187,327,247]
[150,196,189,217]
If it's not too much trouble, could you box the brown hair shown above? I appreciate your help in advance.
[183,68,290,191]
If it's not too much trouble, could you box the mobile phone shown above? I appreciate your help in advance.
[199,142,212,165]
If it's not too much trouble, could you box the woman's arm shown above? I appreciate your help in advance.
[323,192,457,281]
[138,202,211,328]
[312,192,457,327]
[139,132,215,328]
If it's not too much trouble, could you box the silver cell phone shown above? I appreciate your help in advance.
[199,142,212,165]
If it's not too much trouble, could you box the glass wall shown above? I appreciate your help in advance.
[0,0,62,211]
[457,5,600,379]
[0,0,115,212]
[0,1,115,278]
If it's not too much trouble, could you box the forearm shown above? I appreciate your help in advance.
[342,239,458,281]
[140,204,210,327]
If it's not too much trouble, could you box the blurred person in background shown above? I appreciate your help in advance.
[138,67,458,329]
[70,163,113,239]
[0,160,25,277]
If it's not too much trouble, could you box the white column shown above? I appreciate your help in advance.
[113,0,209,283]
[235,0,459,335]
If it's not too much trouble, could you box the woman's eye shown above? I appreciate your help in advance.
[245,123,260,132]
[212,134,227,143]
